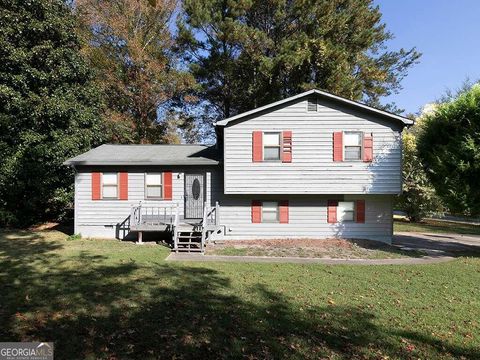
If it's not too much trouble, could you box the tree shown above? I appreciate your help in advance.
[0,0,105,226]
[178,0,421,128]
[417,83,480,216]
[395,121,443,222]
[76,0,197,144]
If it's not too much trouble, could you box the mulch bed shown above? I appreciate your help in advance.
[207,238,418,259]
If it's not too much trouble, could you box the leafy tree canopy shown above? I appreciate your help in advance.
[417,83,480,216]
[178,0,421,128]
[395,120,443,222]
[0,0,105,226]
[76,0,198,144]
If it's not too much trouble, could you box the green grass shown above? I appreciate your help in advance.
[394,218,480,235]
[1,230,479,359]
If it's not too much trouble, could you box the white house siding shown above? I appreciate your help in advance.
[74,166,394,242]
[74,166,215,238]
[216,194,394,243]
[223,96,403,194]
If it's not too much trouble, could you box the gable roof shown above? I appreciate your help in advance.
[215,89,413,127]
[64,144,219,166]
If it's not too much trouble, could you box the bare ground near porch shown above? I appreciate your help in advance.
[206,238,424,259]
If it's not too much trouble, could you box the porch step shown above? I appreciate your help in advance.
[174,229,204,253]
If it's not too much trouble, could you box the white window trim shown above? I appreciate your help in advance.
[145,172,164,199]
[343,131,364,161]
[337,201,356,222]
[101,172,119,200]
[262,132,283,162]
[261,201,279,223]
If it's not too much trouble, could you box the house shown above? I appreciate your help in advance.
[64,89,412,251]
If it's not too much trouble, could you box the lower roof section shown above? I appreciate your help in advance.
[64,144,220,166]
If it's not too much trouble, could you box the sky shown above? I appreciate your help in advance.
[375,0,480,115]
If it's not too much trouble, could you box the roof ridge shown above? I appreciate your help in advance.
[215,89,413,127]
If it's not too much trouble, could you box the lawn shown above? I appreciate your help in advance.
[394,218,480,235]
[1,230,479,359]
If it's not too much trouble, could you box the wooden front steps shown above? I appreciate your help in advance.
[174,226,204,253]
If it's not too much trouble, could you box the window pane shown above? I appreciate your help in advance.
[263,201,278,210]
[264,133,280,146]
[262,211,278,222]
[262,202,278,222]
[264,147,280,160]
[338,202,355,221]
[338,201,354,211]
[345,146,361,160]
[344,133,361,146]
[103,185,117,198]
[103,173,117,185]
[147,185,162,198]
[342,211,354,221]
[146,173,162,185]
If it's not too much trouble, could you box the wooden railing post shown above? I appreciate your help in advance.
[215,201,220,226]
[173,203,179,252]
[138,201,142,226]
[201,201,208,249]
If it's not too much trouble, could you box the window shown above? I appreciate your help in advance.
[145,173,163,198]
[307,97,317,111]
[344,132,363,160]
[262,201,279,222]
[263,132,281,161]
[338,201,355,221]
[102,173,118,199]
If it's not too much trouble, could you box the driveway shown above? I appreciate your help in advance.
[393,231,480,257]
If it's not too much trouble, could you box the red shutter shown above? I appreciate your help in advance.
[356,200,365,223]
[333,132,343,162]
[282,131,292,163]
[92,172,101,200]
[163,171,172,200]
[279,200,289,223]
[119,172,128,200]
[252,131,263,162]
[327,200,338,223]
[252,200,262,223]
[363,133,373,162]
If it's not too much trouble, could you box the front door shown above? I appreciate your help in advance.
[184,173,205,219]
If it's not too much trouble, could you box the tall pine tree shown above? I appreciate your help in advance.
[178,0,420,127]
[0,0,105,226]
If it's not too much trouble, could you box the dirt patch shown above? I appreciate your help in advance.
[224,238,353,248]
[28,222,60,231]
[206,238,424,259]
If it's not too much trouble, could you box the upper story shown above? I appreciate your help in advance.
[216,89,412,195]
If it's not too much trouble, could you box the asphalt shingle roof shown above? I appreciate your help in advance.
[64,144,220,166]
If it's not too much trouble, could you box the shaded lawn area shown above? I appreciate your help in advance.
[1,230,479,359]
[394,218,480,236]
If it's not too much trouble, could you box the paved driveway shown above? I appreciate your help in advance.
[393,232,480,257]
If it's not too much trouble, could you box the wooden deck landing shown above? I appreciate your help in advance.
[130,219,201,232]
